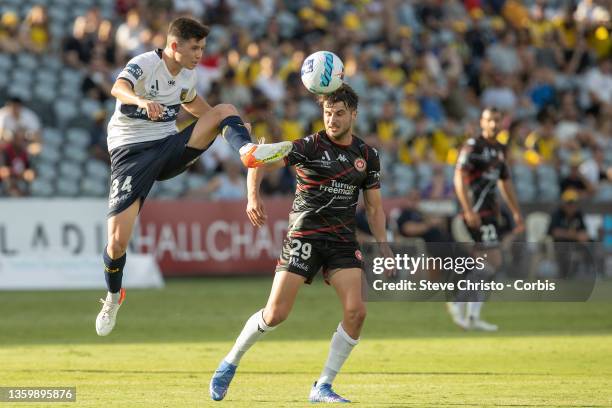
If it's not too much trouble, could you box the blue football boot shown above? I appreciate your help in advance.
[209,360,237,401]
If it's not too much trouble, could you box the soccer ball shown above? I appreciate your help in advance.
[300,51,344,95]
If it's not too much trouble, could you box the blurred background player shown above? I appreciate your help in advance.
[449,107,524,331]
[209,84,393,403]
[95,17,292,336]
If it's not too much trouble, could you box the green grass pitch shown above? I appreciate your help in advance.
[1,278,611,407]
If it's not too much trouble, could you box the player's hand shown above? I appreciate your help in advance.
[246,195,267,227]
[379,242,396,278]
[138,98,165,121]
[464,211,481,229]
[512,212,525,234]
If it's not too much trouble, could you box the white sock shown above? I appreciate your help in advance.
[238,142,254,155]
[225,309,275,366]
[318,323,358,386]
[107,291,121,304]
[467,302,483,320]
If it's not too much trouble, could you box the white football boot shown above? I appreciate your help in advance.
[468,316,498,332]
[239,141,293,168]
[446,302,470,330]
[96,288,126,336]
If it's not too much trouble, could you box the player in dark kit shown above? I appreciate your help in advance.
[210,84,393,403]
[448,107,524,331]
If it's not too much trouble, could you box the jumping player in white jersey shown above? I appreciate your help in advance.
[95,17,292,336]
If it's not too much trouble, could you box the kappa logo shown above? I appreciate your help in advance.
[168,79,176,86]
[338,154,349,163]
[354,158,366,172]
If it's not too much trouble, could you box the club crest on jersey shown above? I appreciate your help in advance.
[355,250,363,261]
[354,158,366,172]
[180,88,189,101]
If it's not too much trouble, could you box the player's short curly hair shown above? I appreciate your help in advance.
[319,84,359,111]
[168,17,210,41]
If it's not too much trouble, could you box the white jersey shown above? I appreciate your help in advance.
[107,49,198,151]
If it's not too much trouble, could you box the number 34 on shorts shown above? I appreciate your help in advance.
[108,176,133,207]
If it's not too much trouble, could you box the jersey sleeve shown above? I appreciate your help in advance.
[362,145,381,190]
[284,134,318,166]
[456,138,476,171]
[117,54,149,88]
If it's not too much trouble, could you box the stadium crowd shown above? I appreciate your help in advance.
[0,0,611,202]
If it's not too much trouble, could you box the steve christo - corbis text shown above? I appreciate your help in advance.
[370,254,557,292]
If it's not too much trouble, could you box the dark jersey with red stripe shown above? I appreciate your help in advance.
[456,135,510,215]
[284,130,381,242]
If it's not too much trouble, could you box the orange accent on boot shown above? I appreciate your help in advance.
[118,288,126,305]
[240,145,262,168]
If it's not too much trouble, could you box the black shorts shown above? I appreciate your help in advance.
[107,122,211,217]
[465,215,500,247]
[275,238,363,284]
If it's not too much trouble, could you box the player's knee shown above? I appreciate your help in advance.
[345,304,367,325]
[263,306,289,327]
[107,238,128,259]
[213,103,238,120]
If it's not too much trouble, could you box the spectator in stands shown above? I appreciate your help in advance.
[560,156,595,198]
[186,158,246,201]
[396,190,450,243]
[19,5,50,54]
[421,165,453,200]
[0,97,41,145]
[115,8,146,59]
[548,188,591,277]
[0,128,35,196]
[584,55,612,115]
[0,11,21,54]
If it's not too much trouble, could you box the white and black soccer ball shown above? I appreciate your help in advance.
[300,51,344,95]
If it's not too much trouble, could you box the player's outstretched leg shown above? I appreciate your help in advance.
[187,104,292,168]
[209,271,304,401]
[96,200,139,336]
[310,268,364,404]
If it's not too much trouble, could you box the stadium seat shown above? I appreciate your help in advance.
[7,83,32,102]
[85,160,110,181]
[37,145,61,164]
[63,145,89,163]
[34,84,58,105]
[12,69,34,86]
[80,178,107,197]
[595,183,612,202]
[80,98,103,119]
[0,54,13,71]
[55,178,79,196]
[42,128,64,147]
[58,161,83,181]
[33,161,58,181]
[16,53,38,71]
[392,165,416,195]
[66,127,91,148]
[512,164,535,185]
[36,69,58,86]
[30,178,55,197]
[416,162,433,190]
[54,102,79,128]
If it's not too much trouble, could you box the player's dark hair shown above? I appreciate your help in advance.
[168,17,210,41]
[319,83,359,111]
